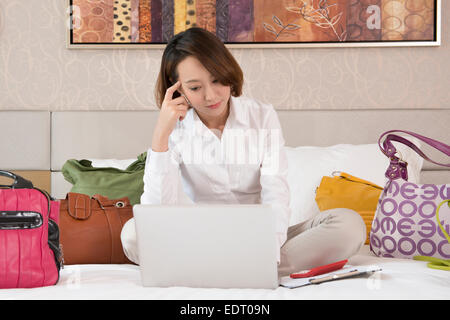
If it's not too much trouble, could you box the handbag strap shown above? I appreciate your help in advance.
[378,130,450,167]
[413,200,450,271]
[436,199,450,244]
[0,170,34,189]
[66,192,93,219]
[92,194,132,263]
[92,194,130,209]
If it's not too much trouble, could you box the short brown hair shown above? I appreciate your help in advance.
[155,27,243,108]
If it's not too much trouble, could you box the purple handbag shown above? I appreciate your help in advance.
[369,130,450,260]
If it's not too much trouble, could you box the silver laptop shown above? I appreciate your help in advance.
[133,204,279,289]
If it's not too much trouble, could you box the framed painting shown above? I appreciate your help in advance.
[66,0,441,48]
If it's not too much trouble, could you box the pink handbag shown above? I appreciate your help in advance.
[0,171,63,288]
[370,130,450,260]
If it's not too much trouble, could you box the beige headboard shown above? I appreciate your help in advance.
[0,110,448,199]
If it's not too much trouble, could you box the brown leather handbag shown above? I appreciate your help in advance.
[59,192,134,265]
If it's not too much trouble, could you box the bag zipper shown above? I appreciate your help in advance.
[339,175,383,190]
[33,187,65,271]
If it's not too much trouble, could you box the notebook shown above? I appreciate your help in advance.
[133,204,279,289]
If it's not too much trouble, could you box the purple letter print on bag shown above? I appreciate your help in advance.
[371,180,450,259]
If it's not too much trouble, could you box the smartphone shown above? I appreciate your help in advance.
[290,259,348,278]
[180,92,193,108]
[169,79,192,108]
[172,88,181,99]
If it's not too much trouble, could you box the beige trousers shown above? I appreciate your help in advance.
[121,208,366,277]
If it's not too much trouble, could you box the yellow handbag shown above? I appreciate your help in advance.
[315,172,383,244]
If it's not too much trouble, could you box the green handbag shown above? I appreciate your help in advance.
[61,152,147,205]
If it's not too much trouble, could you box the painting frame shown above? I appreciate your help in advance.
[66,0,441,49]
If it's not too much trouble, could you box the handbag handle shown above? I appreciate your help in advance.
[0,170,34,189]
[378,130,450,167]
[436,199,450,244]
[413,200,450,271]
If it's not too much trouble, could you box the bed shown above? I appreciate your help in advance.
[0,245,448,300]
[0,109,449,300]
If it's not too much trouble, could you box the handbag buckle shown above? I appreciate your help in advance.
[115,201,125,208]
[386,156,408,181]
[331,171,341,177]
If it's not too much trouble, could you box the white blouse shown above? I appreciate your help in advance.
[141,96,291,261]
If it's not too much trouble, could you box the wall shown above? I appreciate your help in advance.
[0,0,448,111]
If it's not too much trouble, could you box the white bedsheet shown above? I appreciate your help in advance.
[1,246,449,300]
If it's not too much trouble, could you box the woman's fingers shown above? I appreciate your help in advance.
[171,95,187,106]
[163,80,182,102]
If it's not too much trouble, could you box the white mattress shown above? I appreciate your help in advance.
[1,246,449,300]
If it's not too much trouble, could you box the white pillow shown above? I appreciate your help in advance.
[88,158,136,170]
[285,140,424,226]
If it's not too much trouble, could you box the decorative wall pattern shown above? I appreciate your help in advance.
[0,0,448,111]
[71,0,114,42]
[70,0,436,44]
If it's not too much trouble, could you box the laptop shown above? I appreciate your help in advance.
[133,204,279,289]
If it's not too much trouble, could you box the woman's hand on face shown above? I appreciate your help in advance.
[157,81,190,135]
[152,81,189,152]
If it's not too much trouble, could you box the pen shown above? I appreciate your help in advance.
[309,269,361,284]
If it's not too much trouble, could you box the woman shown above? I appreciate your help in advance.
[121,27,365,277]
